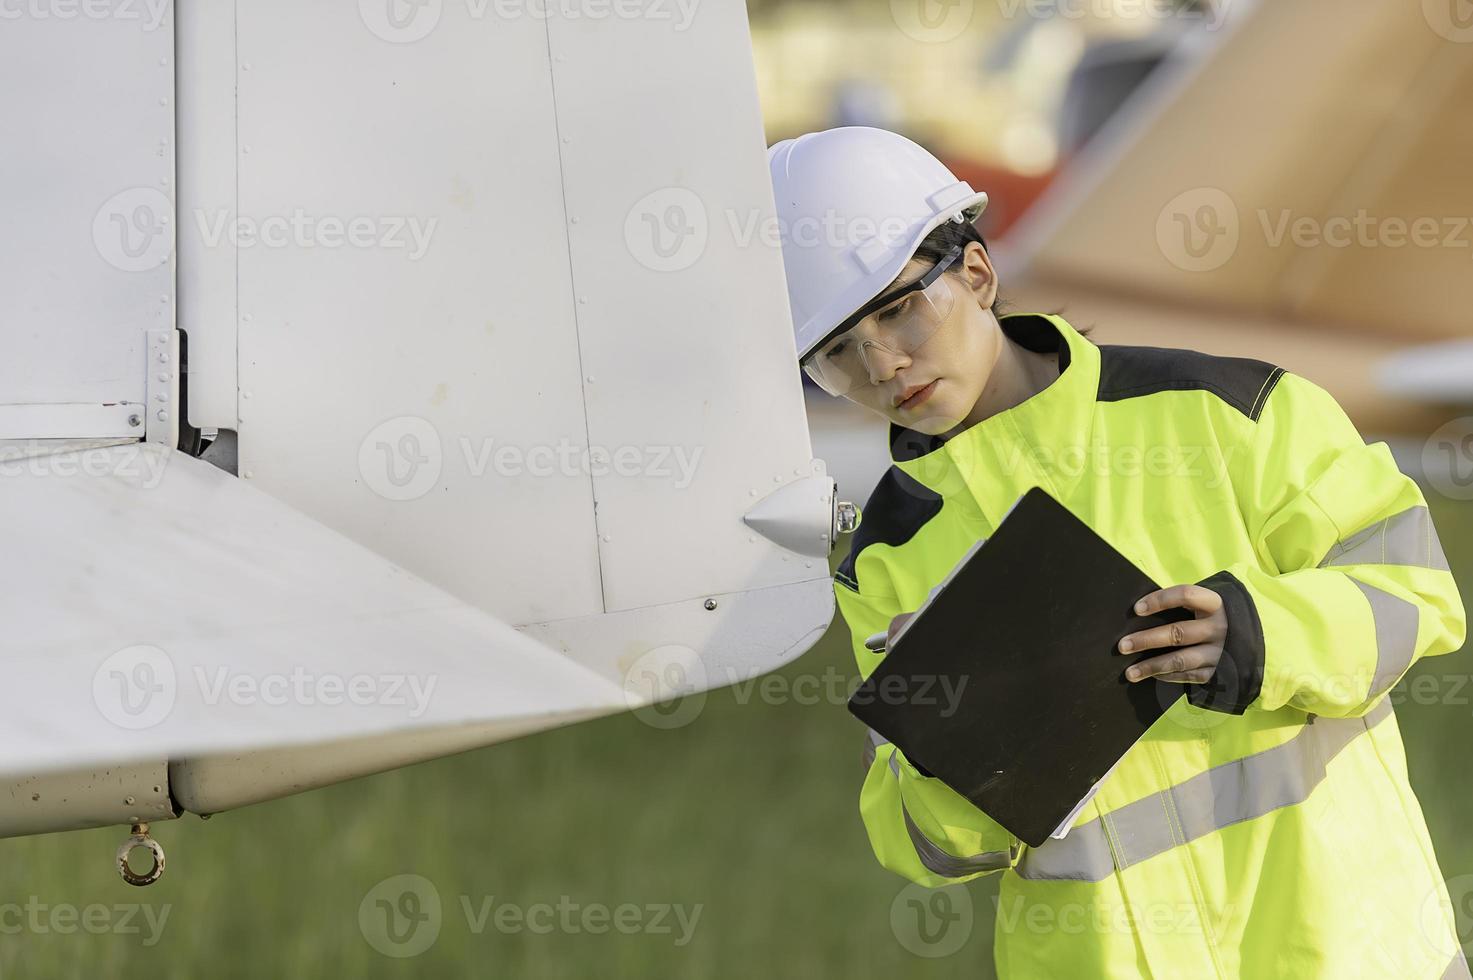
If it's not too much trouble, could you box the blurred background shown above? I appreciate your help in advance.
[6,0,1471,976]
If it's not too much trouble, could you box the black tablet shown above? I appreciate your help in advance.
[846,485,1193,848]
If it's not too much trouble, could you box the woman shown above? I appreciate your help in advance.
[768,127,1469,979]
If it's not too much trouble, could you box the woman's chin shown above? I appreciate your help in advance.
[897,407,964,435]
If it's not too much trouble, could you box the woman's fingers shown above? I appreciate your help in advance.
[1118,616,1216,655]
[1124,644,1219,682]
[1134,584,1223,617]
[1154,668,1217,684]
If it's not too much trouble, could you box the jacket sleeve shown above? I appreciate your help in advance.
[836,577,1022,887]
[1188,369,1467,718]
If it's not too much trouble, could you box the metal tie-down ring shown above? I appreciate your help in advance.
[116,822,165,886]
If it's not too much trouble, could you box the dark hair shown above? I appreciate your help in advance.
[907,218,1095,338]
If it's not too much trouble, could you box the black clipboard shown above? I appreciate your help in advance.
[846,486,1193,848]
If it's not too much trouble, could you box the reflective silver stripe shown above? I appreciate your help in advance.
[860,727,888,772]
[901,804,1018,878]
[1444,947,1472,980]
[1017,698,1394,882]
[1352,578,1422,703]
[863,727,1017,878]
[1319,505,1450,572]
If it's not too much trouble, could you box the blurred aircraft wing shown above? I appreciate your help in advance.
[1380,340,1473,404]
[1000,0,1473,432]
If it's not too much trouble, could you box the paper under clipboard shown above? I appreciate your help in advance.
[1049,760,1118,840]
[848,486,1194,848]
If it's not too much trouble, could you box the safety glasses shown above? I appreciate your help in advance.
[801,244,964,397]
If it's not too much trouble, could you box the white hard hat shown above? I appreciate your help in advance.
[766,126,989,362]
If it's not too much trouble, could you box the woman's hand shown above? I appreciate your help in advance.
[1118,585,1229,684]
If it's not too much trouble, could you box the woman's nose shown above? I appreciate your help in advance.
[862,342,910,384]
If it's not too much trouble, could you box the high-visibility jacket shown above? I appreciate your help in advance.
[835,313,1469,979]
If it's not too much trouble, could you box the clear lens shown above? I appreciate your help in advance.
[804,275,955,396]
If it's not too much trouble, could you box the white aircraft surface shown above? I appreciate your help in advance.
[0,1,848,883]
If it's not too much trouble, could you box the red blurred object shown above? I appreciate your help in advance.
[938,156,1058,241]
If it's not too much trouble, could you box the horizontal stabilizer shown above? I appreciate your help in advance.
[0,443,629,780]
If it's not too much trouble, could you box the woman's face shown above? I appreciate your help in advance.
[840,241,1003,436]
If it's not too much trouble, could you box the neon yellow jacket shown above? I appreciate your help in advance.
[835,313,1469,979]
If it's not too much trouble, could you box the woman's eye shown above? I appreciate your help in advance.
[877,297,910,321]
[826,339,849,359]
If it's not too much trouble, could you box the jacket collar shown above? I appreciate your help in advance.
[887,313,1100,521]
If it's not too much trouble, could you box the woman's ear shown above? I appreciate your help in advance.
[958,240,999,310]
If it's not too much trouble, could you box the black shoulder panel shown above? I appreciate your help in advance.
[1096,344,1285,422]
[834,466,943,593]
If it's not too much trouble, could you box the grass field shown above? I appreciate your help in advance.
[3,498,1470,979]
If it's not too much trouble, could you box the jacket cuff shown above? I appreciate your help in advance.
[1187,569,1266,714]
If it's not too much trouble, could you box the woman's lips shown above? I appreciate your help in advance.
[898,379,939,411]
